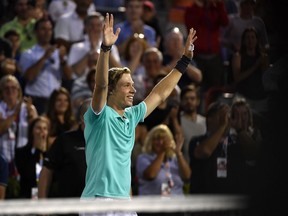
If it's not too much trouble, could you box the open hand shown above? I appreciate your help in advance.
[184,28,197,59]
[102,13,121,47]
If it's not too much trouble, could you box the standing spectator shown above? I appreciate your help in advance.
[162,27,203,89]
[14,116,50,198]
[137,73,182,137]
[27,0,49,20]
[133,47,165,105]
[114,0,156,56]
[222,0,269,56]
[0,75,38,198]
[179,84,206,163]
[38,98,89,206]
[53,0,95,53]
[0,154,8,199]
[0,37,17,80]
[188,101,242,194]
[44,87,77,149]
[231,27,270,115]
[229,96,263,194]
[68,11,121,79]
[48,0,95,23]
[136,124,190,199]
[0,0,37,52]
[3,30,21,61]
[19,18,72,115]
[184,0,229,92]
[70,68,95,117]
[0,75,38,164]
[120,33,148,77]
[141,0,163,51]
[80,13,197,216]
[3,30,25,91]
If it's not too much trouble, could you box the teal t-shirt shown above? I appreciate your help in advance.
[81,101,146,198]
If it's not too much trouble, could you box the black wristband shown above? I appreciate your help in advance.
[174,55,190,74]
[100,43,112,52]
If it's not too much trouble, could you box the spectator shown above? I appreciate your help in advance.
[38,98,89,206]
[3,30,21,61]
[222,0,269,56]
[27,0,49,20]
[48,0,95,23]
[179,84,206,163]
[184,0,229,92]
[189,101,242,194]
[136,124,190,196]
[141,0,163,51]
[114,0,156,56]
[44,87,77,149]
[133,47,165,105]
[68,11,121,79]
[0,37,17,81]
[18,18,72,115]
[231,27,270,115]
[53,0,95,53]
[229,96,263,194]
[3,30,25,91]
[162,27,203,89]
[0,0,37,52]
[0,75,38,198]
[14,116,50,198]
[120,33,148,77]
[70,68,95,117]
[0,154,8,199]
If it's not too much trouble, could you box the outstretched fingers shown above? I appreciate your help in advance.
[187,28,197,46]
[184,28,197,58]
[109,13,114,28]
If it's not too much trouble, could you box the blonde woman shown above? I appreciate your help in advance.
[0,75,38,163]
[0,74,38,198]
[136,124,191,196]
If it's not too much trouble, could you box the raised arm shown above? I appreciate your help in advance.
[144,28,197,118]
[91,13,120,113]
